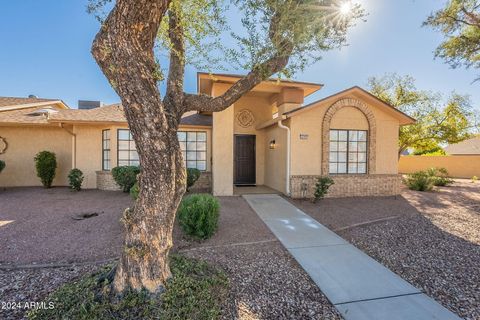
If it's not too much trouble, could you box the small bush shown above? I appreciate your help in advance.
[178,194,220,239]
[426,167,453,187]
[0,160,5,173]
[130,182,139,200]
[68,168,84,191]
[34,151,57,188]
[187,168,201,191]
[404,171,434,191]
[111,166,140,192]
[28,255,228,320]
[313,176,334,202]
[472,176,478,183]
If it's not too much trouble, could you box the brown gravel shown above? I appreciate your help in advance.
[172,196,341,319]
[0,264,105,320]
[0,188,340,319]
[293,180,480,320]
[0,187,130,265]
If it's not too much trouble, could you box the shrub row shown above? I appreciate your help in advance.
[404,167,454,191]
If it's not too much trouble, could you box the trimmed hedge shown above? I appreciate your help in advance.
[111,166,140,192]
[187,168,201,191]
[178,194,220,239]
[130,182,139,200]
[34,151,57,188]
[68,168,84,191]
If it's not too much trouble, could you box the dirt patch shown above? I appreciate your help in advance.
[0,187,131,265]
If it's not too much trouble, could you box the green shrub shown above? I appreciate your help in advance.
[130,182,139,200]
[28,255,228,320]
[426,167,453,186]
[111,166,140,192]
[404,171,434,191]
[472,176,478,183]
[68,168,84,191]
[0,160,5,173]
[313,176,335,202]
[187,168,201,191]
[178,194,220,239]
[34,151,57,188]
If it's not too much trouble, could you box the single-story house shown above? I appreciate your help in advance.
[444,136,480,155]
[0,73,415,198]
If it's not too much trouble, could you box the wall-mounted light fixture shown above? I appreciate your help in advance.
[269,139,276,149]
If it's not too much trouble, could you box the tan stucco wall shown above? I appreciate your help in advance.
[289,93,400,176]
[264,124,288,194]
[74,125,108,189]
[0,126,72,187]
[233,95,273,186]
[212,105,234,196]
[399,155,480,178]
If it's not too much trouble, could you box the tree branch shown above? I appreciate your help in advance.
[184,53,291,112]
[164,5,186,115]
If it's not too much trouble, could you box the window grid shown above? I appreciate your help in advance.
[117,129,140,167]
[329,129,367,175]
[177,131,207,171]
[102,129,111,170]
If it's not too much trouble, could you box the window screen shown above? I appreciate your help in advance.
[329,129,367,174]
[117,129,139,166]
[102,129,111,170]
[177,131,207,171]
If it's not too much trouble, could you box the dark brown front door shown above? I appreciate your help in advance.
[234,135,256,185]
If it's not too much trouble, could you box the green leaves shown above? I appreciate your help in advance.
[368,73,479,155]
[424,0,480,80]
[34,151,57,188]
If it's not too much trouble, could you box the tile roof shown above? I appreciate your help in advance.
[49,104,126,123]
[0,96,59,109]
[444,137,480,155]
[0,102,212,127]
[180,113,212,127]
[0,107,52,124]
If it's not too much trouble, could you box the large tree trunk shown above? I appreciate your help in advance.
[92,0,292,295]
[91,0,184,293]
[113,128,185,293]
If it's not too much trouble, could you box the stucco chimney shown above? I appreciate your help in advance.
[277,87,304,115]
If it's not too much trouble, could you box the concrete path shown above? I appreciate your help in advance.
[243,194,461,320]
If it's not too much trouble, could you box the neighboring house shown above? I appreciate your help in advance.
[444,136,480,155]
[0,73,415,198]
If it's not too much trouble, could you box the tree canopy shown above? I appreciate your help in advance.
[368,73,479,155]
[424,0,480,80]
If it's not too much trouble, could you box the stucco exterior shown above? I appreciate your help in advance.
[0,126,72,187]
[0,76,414,197]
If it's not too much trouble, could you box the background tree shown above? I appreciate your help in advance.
[368,73,479,156]
[424,0,480,80]
[89,0,364,295]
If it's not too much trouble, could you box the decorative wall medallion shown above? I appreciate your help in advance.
[0,137,7,154]
[236,109,255,128]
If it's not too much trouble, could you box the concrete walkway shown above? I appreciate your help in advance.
[243,194,461,320]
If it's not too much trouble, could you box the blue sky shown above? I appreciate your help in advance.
[0,0,479,109]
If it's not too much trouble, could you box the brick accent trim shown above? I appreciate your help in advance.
[321,98,377,174]
[96,171,121,191]
[290,174,402,199]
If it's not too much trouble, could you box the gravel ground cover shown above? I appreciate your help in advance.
[0,187,130,265]
[292,180,480,320]
[0,188,340,319]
